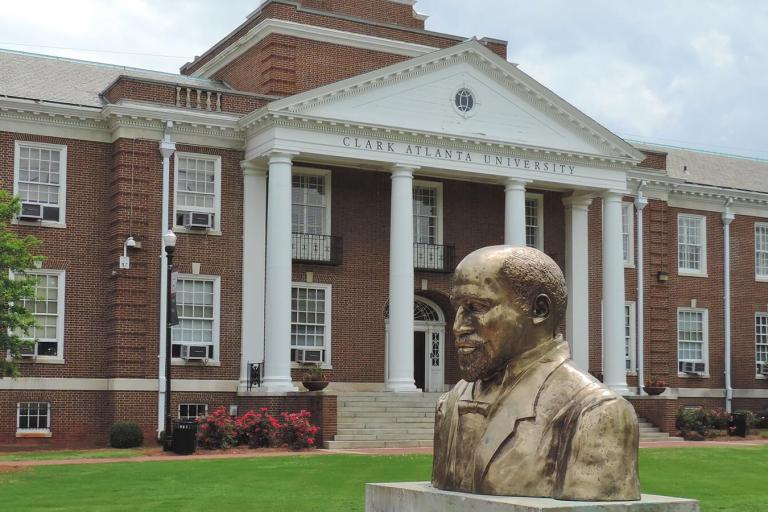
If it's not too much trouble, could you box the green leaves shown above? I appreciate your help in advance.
[0,190,43,378]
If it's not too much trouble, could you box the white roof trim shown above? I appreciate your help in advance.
[246,39,645,162]
[191,18,438,78]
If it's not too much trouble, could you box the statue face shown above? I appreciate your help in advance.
[451,256,531,382]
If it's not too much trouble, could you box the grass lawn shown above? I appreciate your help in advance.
[0,448,148,462]
[0,446,765,511]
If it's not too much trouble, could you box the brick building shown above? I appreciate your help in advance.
[1,0,766,448]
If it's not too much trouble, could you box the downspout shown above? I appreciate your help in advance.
[722,198,734,413]
[157,121,176,437]
[634,182,648,395]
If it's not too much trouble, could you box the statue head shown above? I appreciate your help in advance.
[450,245,567,382]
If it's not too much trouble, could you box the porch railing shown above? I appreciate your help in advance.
[292,233,343,265]
[414,243,455,273]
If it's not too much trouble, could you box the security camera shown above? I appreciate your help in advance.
[125,236,136,248]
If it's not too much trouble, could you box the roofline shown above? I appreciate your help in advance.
[100,75,281,101]
[180,0,506,74]
[629,139,768,164]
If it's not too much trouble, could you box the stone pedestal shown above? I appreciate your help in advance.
[365,482,699,512]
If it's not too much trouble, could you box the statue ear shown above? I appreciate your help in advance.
[531,294,550,325]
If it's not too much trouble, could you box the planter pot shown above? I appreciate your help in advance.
[643,386,666,396]
[302,381,329,392]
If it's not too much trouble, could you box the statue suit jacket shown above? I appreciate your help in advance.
[432,340,640,501]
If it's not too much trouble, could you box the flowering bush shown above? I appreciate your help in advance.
[196,407,236,449]
[705,408,729,432]
[277,410,319,450]
[235,408,281,448]
[644,376,667,387]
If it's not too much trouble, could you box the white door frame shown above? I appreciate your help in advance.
[384,296,446,392]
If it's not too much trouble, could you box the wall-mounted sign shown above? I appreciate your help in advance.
[341,136,576,176]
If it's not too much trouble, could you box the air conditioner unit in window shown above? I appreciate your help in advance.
[180,344,209,361]
[18,344,35,358]
[181,211,214,230]
[760,363,768,376]
[18,202,43,221]
[680,361,706,375]
[295,349,323,364]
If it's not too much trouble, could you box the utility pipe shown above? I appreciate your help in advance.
[634,183,648,395]
[722,199,734,413]
[157,121,176,437]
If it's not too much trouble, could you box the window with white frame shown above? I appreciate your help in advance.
[678,214,707,274]
[292,170,330,235]
[525,194,544,250]
[170,276,220,361]
[174,153,221,231]
[14,142,67,224]
[17,402,50,432]
[179,403,208,420]
[625,302,636,372]
[756,223,768,280]
[622,202,634,266]
[677,308,708,374]
[413,181,445,270]
[756,313,768,375]
[290,283,331,364]
[17,271,65,358]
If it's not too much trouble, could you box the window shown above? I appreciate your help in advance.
[756,223,768,280]
[179,403,208,420]
[678,214,707,275]
[290,283,331,365]
[170,275,220,361]
[622,202,634,266]
[677,308,708,374]
[174,153,221,231]
[16,270,65,358]
[17,402,50,433]
[292,170,330,236]
[625,302,636,373]
[525,193,544,250]
[413,181,445,270]
[757,314,768,375]
[13,142,67,225]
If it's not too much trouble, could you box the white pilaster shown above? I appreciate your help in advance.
[262,151,298,392]
[239,160,267,392]
[387,164,418,392]
[602,191,629,394]
[563,194,592,372]
[504,179,529,246]
[722,204,734,412]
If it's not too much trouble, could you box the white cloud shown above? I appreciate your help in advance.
[690,31,735,68]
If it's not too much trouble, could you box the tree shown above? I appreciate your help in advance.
[0,190,43,377]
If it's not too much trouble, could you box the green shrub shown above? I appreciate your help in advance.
[110,421,144,448]
[705,408,729,431]
[676,407,709,437]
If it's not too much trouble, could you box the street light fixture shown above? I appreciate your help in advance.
[163,230,177,450]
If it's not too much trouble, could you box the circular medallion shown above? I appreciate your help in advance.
[454,88,475,114]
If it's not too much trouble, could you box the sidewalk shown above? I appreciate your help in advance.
[1,438,765,468]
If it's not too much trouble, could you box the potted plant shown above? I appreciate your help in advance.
[301,362,328,392]
[643,376,667,396]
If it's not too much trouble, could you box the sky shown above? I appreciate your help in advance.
[1,0,766,159]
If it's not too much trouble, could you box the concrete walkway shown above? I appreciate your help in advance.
[1,438,765,468]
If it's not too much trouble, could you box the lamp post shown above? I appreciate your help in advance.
[163,230,177,449]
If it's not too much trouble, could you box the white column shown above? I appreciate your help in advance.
[239,161,267,392]
[157,123,175,437]
[563,194,592,371]
[387,164,418,392]
[634,193,648,395]
[262,151,298,392]
[504,179,529,246]
[602,191,629,394]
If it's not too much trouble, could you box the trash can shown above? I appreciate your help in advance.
[171,420,198,455]
[728,412,747,438]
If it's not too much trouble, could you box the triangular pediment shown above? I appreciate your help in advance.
[263,40,644,161]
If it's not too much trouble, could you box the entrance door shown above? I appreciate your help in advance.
[413,331,426,391]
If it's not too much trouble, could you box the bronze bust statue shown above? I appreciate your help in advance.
[432,246,640,501]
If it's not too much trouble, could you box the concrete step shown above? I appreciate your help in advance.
[324,439,433,449]
[338,411,433,418]
[337,405,436,413]
[639,432,673,439]
[337,421,434,430]
[335,432,433,441]
[337,428,434,436]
